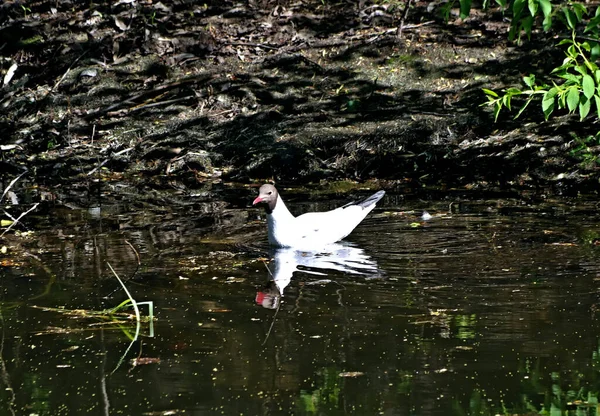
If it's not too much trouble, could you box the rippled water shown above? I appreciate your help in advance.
[2,189,600,415]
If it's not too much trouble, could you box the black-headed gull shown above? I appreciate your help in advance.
[252,184,385,248]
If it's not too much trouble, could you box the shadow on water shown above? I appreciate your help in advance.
[2,188,600,415]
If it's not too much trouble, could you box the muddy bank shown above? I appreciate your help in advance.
[1,0,598,204]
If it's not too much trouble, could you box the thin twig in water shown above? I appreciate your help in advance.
[262,299,281,346]
[0,170,27,204]
[2,211,17,223]
[107,262,141,375]
[1,203,39,237]
[125,240,141,266]
[124,240,141,280]
[104,240,141,299]
[262,260,274,278]
[261,258,281,346]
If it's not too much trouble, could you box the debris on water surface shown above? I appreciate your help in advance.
[339,372,365,377]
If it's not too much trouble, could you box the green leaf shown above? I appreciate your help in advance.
[542,87,558,104]
[563,7,576,29]
[539,0,552,17]
[521,15,534,38]
[583,74,595,98]
[459,0,472,19]
[594,95,600,118]
[503,94,512,110]
[542,87,557,113]
[585,15,600,32]
[557,38,573,46]
[523,75,535,88]
[528,0,538,16]
[558,73,581,83]
[542,14,552,31]
[546,86,559,99]
[513,0,526,18]
[575,64,588,75]
[572,3,587,22]
[494,102,502,121]
[542,98,555,120]
[591,43,600,60]
[595,69,600,84]
[579,96,591,120]
[551,60,574,75]
[482,88,499,98]
[567,87,580,112]
[508,26,516,42]
[558,89,567,108]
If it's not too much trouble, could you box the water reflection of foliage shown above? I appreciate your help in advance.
[450,356,600,416]
[297,367,342,414]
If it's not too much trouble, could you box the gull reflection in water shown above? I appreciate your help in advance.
[255,243,380,309]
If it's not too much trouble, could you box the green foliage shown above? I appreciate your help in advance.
[21,5,31,18]
[508,0,553,42]
[296,367,341,413]
[439,0,551,42]
[484,26,600,121]
[482,3,600,122]
[569,132,600,166]
[19,35,44,46]
[440,0,483,21]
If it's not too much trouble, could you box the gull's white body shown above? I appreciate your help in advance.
[253,184,385,249]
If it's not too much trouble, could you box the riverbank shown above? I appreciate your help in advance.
[1,0,598,205]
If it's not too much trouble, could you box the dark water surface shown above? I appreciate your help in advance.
[2,189,600,416]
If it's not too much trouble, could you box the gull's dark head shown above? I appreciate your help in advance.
[252,184,278,214]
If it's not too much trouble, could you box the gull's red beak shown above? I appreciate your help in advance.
[252,196,263,205]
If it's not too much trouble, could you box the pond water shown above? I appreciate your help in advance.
[2,187,600,416]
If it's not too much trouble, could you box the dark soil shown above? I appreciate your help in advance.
[1,0,598,204]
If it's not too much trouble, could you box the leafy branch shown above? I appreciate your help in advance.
[483,4,600,122]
